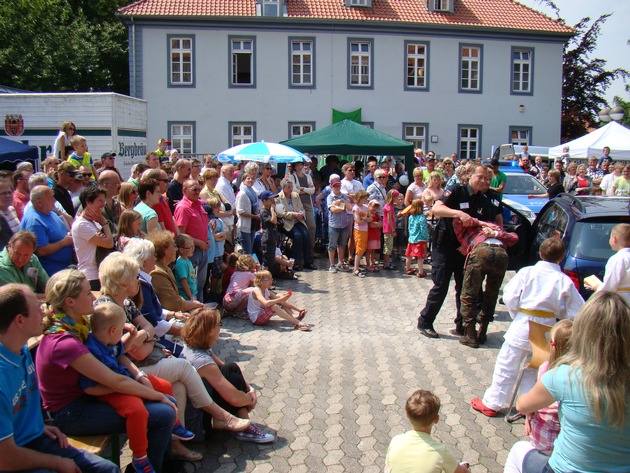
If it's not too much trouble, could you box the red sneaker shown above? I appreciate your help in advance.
[471,397,499,417]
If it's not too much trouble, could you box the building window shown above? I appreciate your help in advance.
[405,41,429,90]
[459,44,482,93]
[510,127,532,146]
[260,0,280,16]
[168,122,195,155]
[403,123,428,151]
[168,36,194,87]
[348,39,373,89]
[346,0,372,7]
[511,47,534,95]
[230,37,256,87]
[429,0,452,12]
[289,38,315,88]
[458,125,482,161]
[289,122,315,138]
[229,122,256,146]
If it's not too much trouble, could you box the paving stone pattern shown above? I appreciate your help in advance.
[126,264,526,472]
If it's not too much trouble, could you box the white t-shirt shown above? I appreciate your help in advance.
[71,216,101,281]
[247,288,269,323]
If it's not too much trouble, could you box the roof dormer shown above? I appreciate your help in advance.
[345,0,373,8]
[427,0,454,13]
[256,0,287,17]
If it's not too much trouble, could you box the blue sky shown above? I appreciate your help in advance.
[518,0,629,105]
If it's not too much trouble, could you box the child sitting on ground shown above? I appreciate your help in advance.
[174,234,197,301]
[586,223,630,306]
[366,200,382,272]
[405,199,430,277]
[471,237,584,417]
[80,303,193,473]
[116,209,146,251]
[247,270,310,331]
[385,389,470,473]
[222,254,257,317]
[352,190,371,278]
[221,253,239,299]
[273,246,296,279]
[504,319,573,473]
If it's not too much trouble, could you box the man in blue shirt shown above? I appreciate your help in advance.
[0,283,117,472]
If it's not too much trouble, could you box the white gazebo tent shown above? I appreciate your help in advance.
[549,121,630,160]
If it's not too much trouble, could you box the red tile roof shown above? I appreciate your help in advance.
[119,0,573,34]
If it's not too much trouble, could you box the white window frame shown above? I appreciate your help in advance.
[346,0,372,7]
[510,127,531,147]
[405,41,429,90]
[459,44,482,93]
[168,36,194,87]
[169,122,195,155]
[458,125,482,162]
[261,0,280,16]
[230,122,256,147]
[511,47,533,95]
[403,124,428,152]
[230,37,256,87]
[288,122,315,138]
[289,39,314,88]
[348,39,373,89]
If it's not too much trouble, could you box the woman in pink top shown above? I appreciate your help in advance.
[222,254,257,315]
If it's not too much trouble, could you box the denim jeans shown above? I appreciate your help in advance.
[328,225,349,251]
[190,246,208,301]
[237,230,254,256]
[51,395,175,473]
[7,433,119,473]
[284,223,312,265]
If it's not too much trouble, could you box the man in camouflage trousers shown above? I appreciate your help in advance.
[453,217,518,348]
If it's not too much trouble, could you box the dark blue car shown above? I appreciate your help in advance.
[503,194,630,299]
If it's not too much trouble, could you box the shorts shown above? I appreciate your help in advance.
[222,287,254,311]
[367,237,381,250]
[209,256,223,279]
[383,234,394,255]
[252,307,274,326]
[405,241,427,259]
[353,229,368,256]
[328,225,349,250]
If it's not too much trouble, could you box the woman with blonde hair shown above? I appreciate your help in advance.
[36,269,176,471]
[517,291,630,473]
[96,252,250,461]
[181,308,276,443]
[53,121,75,160]
[118,181,139,210]
[404,167,426,207]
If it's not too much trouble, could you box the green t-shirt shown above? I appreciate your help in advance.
[491,171,507,199]
[0,247,49,292]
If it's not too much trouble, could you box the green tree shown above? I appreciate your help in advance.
[0,0,128,93]
[561,14,628,141]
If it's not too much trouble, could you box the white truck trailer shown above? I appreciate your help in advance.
[0,92,147,179]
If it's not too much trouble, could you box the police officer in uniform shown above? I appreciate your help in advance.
[417,164,503,339]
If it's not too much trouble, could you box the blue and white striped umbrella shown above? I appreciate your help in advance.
[216,141,310,163]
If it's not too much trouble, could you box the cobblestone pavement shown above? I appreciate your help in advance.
[126,261,525,472]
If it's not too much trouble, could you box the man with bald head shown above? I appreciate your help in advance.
[19,186,73,276]
[98,170,122,234]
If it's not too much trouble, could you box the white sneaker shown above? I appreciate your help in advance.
[328,265,338,273]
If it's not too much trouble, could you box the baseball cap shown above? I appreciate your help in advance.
[330,178,342,187]
[100,151,116,160]
[58,162,82,179]
[158,138,171,146]
[259,190,279,200]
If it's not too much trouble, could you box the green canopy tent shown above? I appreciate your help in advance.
[281,119,415,171]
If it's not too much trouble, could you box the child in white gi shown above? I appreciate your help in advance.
[589,223,630,306]
[471,237,584,417]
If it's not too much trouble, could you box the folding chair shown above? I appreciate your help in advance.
[505,320,552,423]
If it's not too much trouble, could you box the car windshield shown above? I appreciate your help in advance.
[569,221,617,261]
[503,174,545,194]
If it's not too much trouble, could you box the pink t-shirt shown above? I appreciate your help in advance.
[36,333,90,412]
[226,271,255,294]
[383,204,395,234]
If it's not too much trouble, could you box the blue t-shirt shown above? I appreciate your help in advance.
[211,217,225,260]
[174,257,196,300]
[207,222,217,262]
[326,192,350,229]
[0,344,45,446]
[543,364,630,472]
[80,334,130,389]
[20,206,72,276]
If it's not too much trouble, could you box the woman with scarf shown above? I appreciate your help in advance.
[35,268,176,472]
[235,173,260,255]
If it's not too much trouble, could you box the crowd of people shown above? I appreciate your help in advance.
[0,122,629,472]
